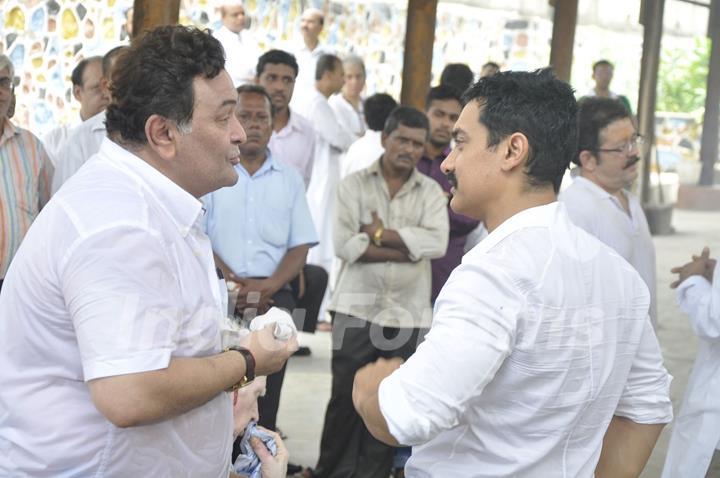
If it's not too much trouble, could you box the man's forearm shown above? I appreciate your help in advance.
[267,245,310,291]
[595,416,665,478]
[358,244,410,263]
[89,351,246,428]
[356,391,400,447]
[378,229,410,255]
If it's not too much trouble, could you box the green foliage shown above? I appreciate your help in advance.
[657,37,710,113]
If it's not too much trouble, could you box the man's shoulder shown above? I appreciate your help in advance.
[288,109,314,133]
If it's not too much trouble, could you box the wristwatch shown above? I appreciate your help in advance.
[225,346,256,391]
[372,225,385,247]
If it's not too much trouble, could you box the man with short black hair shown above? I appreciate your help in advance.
[353,69,672,477]
[439,63,473,95]
[43,56,106,166]
[52,46,126,192]
[479,61,500,78]
[341,92,397,178]
[311,106,449,478]
[205,83,324,435]
[294,53,354,282]
[257,49,316,189]
[0,26,295,477]
[585,60,632,113]
[419,85,479,303]
[560,96,657,326]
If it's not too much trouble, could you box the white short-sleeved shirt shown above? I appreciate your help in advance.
[379,202,673,477]
[0,138,232,477]
[51,110,107,193]
[560,176,657,324]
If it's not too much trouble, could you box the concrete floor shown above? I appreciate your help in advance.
[276,208,720,477]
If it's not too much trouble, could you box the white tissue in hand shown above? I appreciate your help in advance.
[249,307,297,341]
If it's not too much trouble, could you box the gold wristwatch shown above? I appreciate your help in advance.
[372,226,384,247]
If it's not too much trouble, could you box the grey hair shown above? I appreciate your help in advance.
[175,119,193,135]
[343,54,365,77]
[0,55,15,79]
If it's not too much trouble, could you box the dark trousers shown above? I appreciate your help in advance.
[256,264,328,430]
[232,265,327,462]
[314,313,425,478]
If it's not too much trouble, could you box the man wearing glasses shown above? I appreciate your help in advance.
[0,54,53,294]
[560,96,657,326]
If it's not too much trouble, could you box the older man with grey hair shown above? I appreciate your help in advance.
[212,0,260,87]
[0,54,53,294]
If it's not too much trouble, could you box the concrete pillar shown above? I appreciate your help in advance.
[132,0,181,43]
[549,0,579,83]
[699,0,720,186]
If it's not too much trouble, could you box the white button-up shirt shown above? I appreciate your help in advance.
[560,176,657,325]
[51,110,107,193]
[0,138,232,477]
[341,130,384,179]
[379,202,673,477]
[268,108,316,189]
[212,25,260,87]
[42,116,81,167]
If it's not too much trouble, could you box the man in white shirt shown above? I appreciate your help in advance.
[51,46,126,193]
[212,0,260,87]
[256,49,316,189]
[559,97,657,327]
[662,247,720,477]
[289,8,334,108]
[294,54,354,278]
[341,93,397,179]
[42,56,107,166]
[351,69,673,478]
[0,25,296,478]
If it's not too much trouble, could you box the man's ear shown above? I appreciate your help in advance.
[72,84,82,102]
[578,149,597,171]
[500,132,529,173]
[144,114,178,162]
[380,131,388,150]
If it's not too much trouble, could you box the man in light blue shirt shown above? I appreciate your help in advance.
[204,84,325,443]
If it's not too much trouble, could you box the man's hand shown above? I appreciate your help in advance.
[251,428,289,478]
[360,210,384,237]
[352,357,403,413]
[670,246,716,288]
[234,278,280,315]
[242,325,298,377]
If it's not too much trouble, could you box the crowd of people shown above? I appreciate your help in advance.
[0,1,718,477]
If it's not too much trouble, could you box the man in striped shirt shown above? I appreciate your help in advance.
[0,54,53,292]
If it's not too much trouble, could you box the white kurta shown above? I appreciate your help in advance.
[294,88,354,274]
[560,176,658,325]
[340,130,384,179]
[212,26,261,87]
[662,263,720,478]
[329,94,365,139]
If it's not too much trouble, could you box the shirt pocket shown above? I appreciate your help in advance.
[259,205,291,247]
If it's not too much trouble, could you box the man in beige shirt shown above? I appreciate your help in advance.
[310,106,449,478]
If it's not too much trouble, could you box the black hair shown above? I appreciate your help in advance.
[462,68,577,192]
[482,61,500,71]
[574,96,631,165]
[593,59,614,72]
[364,93,398,132]
[315,54,340,81]
[236,83,275,118]
[425,84,462,111]
[256,49,299,79]
[383,106,429,136]
[102,46,126,77]
[71,56,102,87]
[439,63,474,96]
[105,25,225,145]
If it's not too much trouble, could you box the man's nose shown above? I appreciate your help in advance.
[230,114,247,144]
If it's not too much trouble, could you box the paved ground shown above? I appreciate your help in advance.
[275,208,720,477]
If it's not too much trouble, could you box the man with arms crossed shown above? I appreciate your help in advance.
[0,26,295,477]
[352,70,673,477]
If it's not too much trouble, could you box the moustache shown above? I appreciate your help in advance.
[446,171,458,189]
[623,156,641,169]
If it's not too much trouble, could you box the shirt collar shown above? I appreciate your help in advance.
[286,109,304,133]
[471,202,561,256]
[236,150,283,178]
[368,157,424,188]
[573,176,617,200]
[99,138,204,237]
[0,118,19,146]
[88,110,107,132]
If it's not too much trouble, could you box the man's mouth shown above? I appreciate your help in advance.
[624,156,641,169]
[229,154,241,165]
